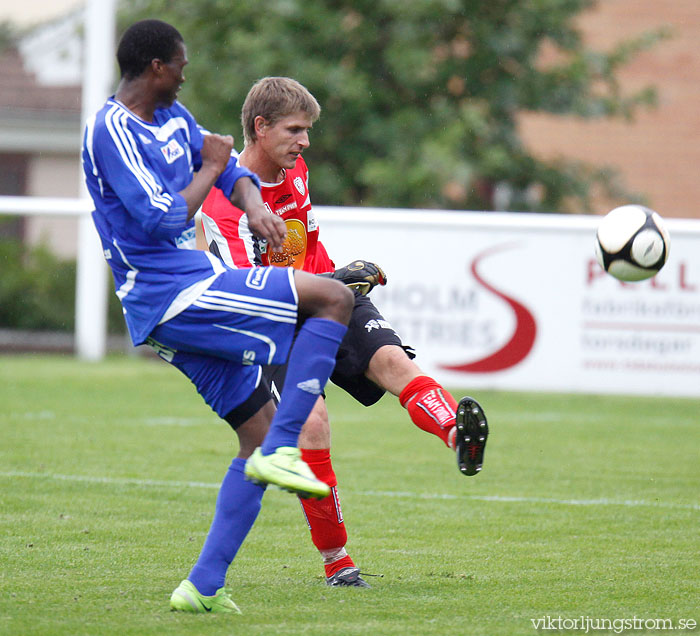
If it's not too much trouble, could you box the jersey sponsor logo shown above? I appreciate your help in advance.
[161,138,185,164]
[265,201,289,217]
[364,318,394,332]
[175,225,196,249]
[293,176,305,196]
[245,266,272,290]
[307,208,318,232]
[242,350,256,365]
[267,218,306,268]
[146,337,176,362]
[296,378,322,395]
[275,201,298,215]
[275,194,292,205]
[418,390,454,427]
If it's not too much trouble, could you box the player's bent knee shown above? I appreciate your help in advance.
[373,344,418,370]
[366,344,422,394]
[330,281,354,323]
[314,275,354,323]
[295,271,354,324]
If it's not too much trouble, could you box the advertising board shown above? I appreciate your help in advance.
[317,208,700,397]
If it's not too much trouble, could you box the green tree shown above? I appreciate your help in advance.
[123,0,666,213]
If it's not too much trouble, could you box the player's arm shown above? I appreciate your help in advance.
[229,176,287,253]
[92,121,194,239]
[180,133,234,220]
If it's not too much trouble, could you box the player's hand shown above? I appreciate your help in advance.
[230,177,287,251]
[247,203,287,252]
[201,133,234,175]
[328,260,387,295]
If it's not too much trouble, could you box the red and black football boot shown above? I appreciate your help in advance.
[455,397,489,476]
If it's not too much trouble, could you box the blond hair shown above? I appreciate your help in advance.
[241,77,321,145]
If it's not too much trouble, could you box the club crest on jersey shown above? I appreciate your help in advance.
[161,138,184,164]
[293,176,305,195]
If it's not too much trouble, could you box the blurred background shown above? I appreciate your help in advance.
[0,0,698,358]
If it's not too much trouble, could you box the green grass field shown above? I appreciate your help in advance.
[1,354,698,636]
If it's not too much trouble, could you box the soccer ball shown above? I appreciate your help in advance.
[594,205,670,281]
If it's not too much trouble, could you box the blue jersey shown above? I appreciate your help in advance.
[82,97,258,345]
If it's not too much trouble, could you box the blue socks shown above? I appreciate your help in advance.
[261,317,347,454]
[187,317,347,596]
[188,457,264,595]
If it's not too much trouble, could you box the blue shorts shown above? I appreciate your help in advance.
[147,267,298,418]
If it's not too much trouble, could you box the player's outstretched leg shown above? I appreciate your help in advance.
[399,375,458,447]
[453,397,489,476]
[243,317,347,498]
[245,274,353,498]
[397,374,489,476]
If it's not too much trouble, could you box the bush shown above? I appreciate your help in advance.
[0,238,125,334]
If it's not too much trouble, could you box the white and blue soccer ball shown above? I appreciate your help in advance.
[594,205,670,282]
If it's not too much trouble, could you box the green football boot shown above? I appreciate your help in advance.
[244,446,330,499]
[170,579,241,614]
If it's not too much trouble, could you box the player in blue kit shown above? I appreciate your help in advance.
[81,19,354,614]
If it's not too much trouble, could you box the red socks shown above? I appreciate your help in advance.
[399,376,458,447]
[298,377,457,578]
[299,448,355,578]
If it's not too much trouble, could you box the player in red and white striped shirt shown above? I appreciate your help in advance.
[200,77,489,587]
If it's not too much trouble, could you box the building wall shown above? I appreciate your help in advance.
[518,0,700,219]
[25,154,80,259]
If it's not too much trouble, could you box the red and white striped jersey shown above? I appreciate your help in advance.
[200,155,334,274]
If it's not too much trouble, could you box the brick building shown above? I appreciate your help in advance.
[519,0,700,218]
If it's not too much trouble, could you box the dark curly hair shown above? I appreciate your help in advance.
[116,19,183,80]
